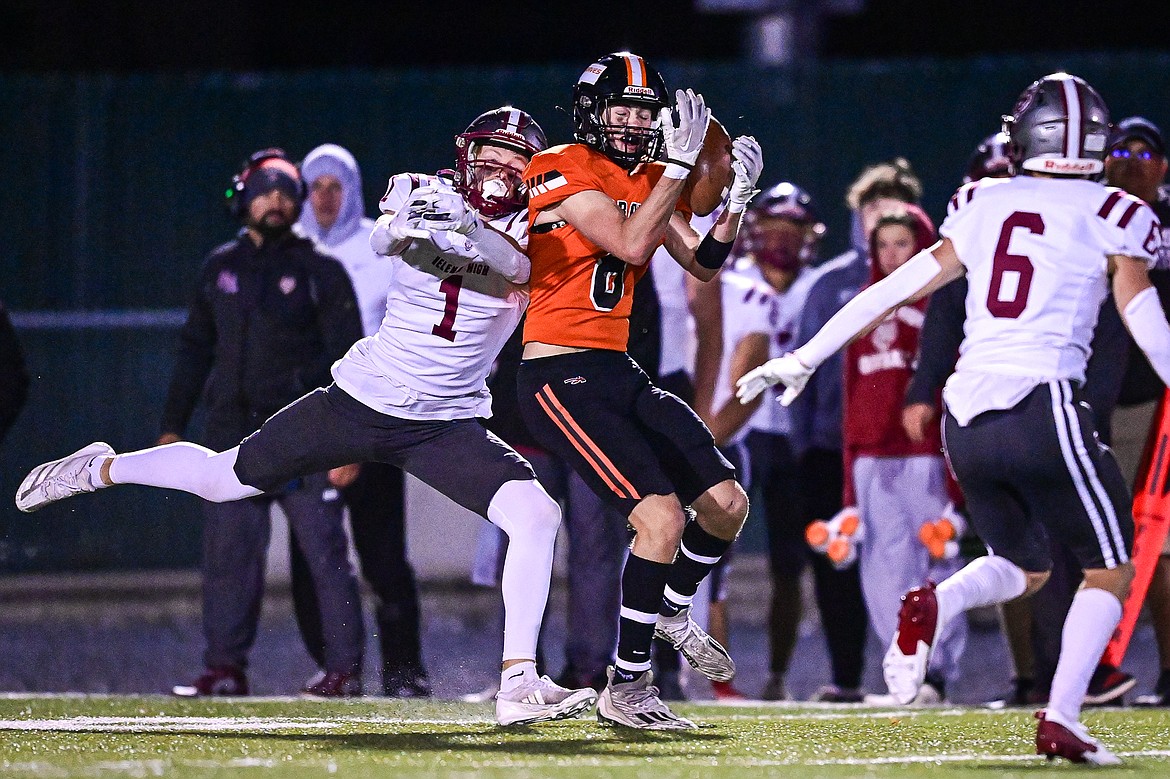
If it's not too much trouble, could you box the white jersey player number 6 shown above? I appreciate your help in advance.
[988,211,1044,319]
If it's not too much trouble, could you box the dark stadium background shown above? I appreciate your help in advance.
[2,0,1166,72]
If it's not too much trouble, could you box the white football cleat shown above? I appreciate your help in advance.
[495,674,596,726]
[655,607,736,682]
[16,441,114,513]
[596,667,696,730]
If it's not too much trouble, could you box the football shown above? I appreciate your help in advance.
[687,115,734,216]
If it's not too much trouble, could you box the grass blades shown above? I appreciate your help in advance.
[1,696,1168,777]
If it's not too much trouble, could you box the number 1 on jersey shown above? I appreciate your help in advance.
[432,274,463,341]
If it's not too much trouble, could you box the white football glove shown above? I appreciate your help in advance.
[727,135,764,213]
[736,353,814,406]
[370,208,425,255]
[405,185,480,235]
[659,88,710,178]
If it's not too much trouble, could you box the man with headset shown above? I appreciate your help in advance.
[162,149,366,697]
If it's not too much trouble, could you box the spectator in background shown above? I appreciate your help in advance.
[717,182,831,701]
[788,159,924,701]
[1095,116,1170,707]
[0,300,30,445]
[841,205,967,705]
[164,148,366,697]
[293,143,430,698]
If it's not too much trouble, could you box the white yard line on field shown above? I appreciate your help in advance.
[0,716,490,731]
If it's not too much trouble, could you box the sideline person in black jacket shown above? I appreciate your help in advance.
[162,149,366,698]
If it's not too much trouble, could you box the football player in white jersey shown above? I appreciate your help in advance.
[15,107,598,727]
[738,73,1166,764]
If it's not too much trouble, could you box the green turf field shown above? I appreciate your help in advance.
[1,696,1168,777]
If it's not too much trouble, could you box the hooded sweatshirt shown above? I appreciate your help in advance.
[841,204,942,505]
[297,144,390,337]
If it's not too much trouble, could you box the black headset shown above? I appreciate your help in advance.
[224,147,306,219]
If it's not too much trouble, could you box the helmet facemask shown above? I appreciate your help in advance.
[453,108,547,219]
[587,98,664,170]
[572,53,669,171]
[456,140,529,219]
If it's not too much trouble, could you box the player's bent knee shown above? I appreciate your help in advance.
[1084,562,1134,602]
[196,446,263,502]
[487,479,561,542]
[629,494,687,546]
[1021,569,1051,598]
[695,479,750,537]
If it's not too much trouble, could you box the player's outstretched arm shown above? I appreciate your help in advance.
[737,239,964,406]
[452,223,530,283]
[1114,253,1170,386]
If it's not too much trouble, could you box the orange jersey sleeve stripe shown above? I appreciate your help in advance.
[524,144,686,351]
[535,384,642,501]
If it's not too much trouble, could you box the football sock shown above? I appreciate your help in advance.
[84,456,112,488]
[1049,587,1122,722]
[487,479,561,664]
[936,554,1027,628]
[661,520,731,617]
[500,660,538,693]
[615,553,671,683]
[107,443,263,501]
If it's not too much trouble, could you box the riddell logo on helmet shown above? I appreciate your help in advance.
[623,86,656,97]
[1040,159,1099,173]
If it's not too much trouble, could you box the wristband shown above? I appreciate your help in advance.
[695,232,734,270]
[663,160,694,180]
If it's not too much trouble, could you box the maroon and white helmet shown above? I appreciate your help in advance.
[1002,72,1110,177]
[963,131,1013,183]
[453,106,548,218]
[740,182,826,273]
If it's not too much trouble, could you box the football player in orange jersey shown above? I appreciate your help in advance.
[516,52,763,729]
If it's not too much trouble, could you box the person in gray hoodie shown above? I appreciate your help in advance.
[294,143,429,697]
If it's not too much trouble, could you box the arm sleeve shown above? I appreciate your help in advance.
[904,277,967,406]
[160,263,219,436]
[460,223,531,283]
[1123,286,1170,388]
[794,250,943,369]
[0,302,29,442]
